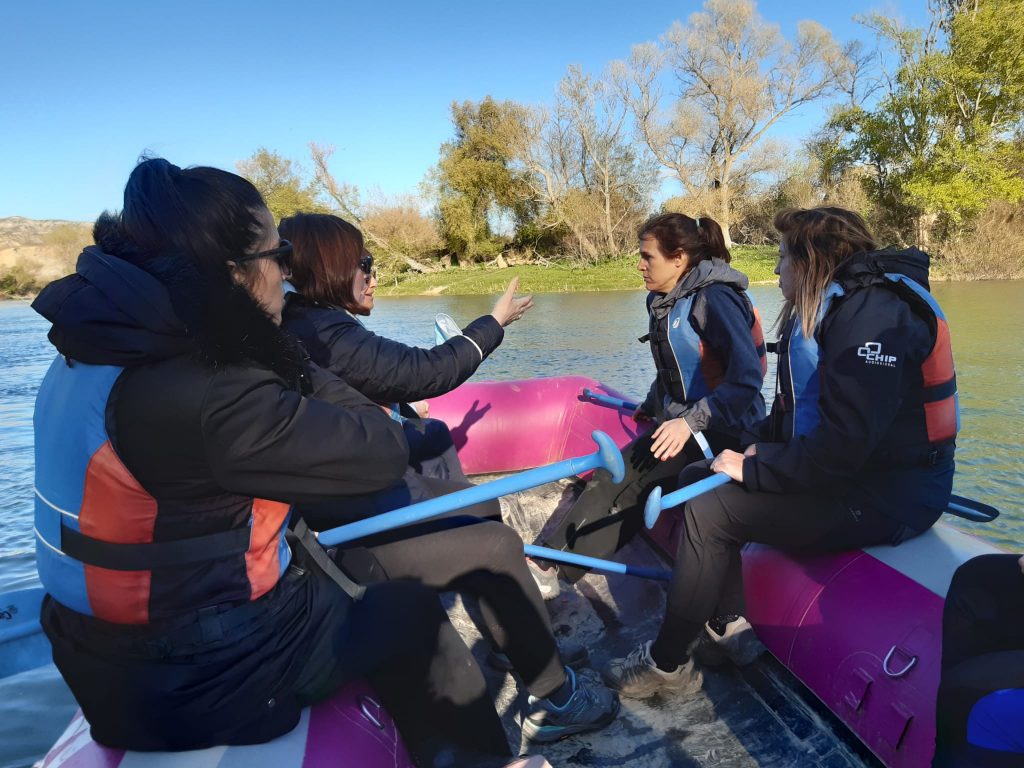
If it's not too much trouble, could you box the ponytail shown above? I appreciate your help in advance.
[639,212,731,266]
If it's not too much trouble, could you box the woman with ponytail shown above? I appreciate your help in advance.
[537,212,767,586]
[605,206,957,701]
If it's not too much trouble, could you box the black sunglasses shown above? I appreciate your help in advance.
[359,252,374,276]
[236,239,293,271]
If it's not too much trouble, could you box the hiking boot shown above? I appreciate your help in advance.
[604,640,703,700]
[526,557,561,601]
[487,640,588,672]
[522,667,619,743]
[691,616,765,668]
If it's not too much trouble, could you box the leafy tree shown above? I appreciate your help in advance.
[435,97,536,262]
[829,1,1024,244]
[237,148,326,221]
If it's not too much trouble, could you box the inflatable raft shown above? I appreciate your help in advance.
[37,375,1004,767]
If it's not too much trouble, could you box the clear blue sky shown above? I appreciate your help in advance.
[0,0,927,222]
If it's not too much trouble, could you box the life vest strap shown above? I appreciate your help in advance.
[923,374,957,404]
[61,525,252,572]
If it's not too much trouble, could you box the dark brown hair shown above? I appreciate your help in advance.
[278,213,367,315]
[773,207,877,337]
[638,212,731,266]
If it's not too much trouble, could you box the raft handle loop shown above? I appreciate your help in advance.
[358,695,385,730]
[882,646,917,678]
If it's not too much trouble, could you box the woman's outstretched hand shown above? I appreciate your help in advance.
[491,277,534,327]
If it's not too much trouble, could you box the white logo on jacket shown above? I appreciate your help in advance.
[857,341,897,367]
[672,317,681,329]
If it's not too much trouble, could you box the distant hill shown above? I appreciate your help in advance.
[0,216,91,288]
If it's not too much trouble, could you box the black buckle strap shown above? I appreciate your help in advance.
[289,518,365,600]
[61,524,251,572]
[922,374,957,404]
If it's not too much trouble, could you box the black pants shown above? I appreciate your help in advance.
[404,417,468,482]
[539,432,718,583]
[934,554,1024,767]
[649,461,908,668]
[306,474,566,700]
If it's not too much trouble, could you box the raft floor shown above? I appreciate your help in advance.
[445,477,882,768]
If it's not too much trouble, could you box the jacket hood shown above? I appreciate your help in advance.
[836,247,931,291]
[32,246,190,366]
[33,244,310,392]
[650,257,749,319]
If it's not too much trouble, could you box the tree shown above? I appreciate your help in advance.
[434,97,536,263]
[616,0,847,244]
[236,148,324,221]
[829,1,1024,245]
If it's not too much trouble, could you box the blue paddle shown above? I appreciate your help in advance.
[318,430,625,547]
[644,473,733,529]
[581,387,714,459]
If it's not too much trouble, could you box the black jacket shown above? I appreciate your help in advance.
[282,292,504,403]
[640,258,766,442]
[743,248,955,531]
[33,246,409,615]
[32,242,410,749]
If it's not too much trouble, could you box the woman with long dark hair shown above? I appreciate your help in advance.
[605,207,958,700]
[31,158,519,762]
[538,212,767,584]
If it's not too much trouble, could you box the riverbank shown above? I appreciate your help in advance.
[377,246,779,296]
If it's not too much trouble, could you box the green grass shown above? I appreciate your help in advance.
[377,245,778,296]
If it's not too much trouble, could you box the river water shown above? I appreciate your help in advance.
[1,283,1022,593]
[0,282,1020,765]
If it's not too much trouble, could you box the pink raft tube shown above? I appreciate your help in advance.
[431,376,1004,768]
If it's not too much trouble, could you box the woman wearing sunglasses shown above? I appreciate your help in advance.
[280,213,532,483]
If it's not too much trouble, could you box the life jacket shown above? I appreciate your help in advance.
[34,357,293,625]
[647,288,767,409]
[780,273,959,450]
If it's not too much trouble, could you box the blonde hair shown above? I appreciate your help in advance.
[773,207,877,338]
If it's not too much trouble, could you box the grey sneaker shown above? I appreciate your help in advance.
[526,557,561,601]
[692,616,765,667]
[604,640,703,699]
[487,640,588,672]
[522,667,619,743]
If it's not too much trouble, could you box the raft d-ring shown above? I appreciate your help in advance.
[882,645,917,678]
[358,695,385,730]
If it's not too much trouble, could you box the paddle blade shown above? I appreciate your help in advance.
[434,313,462,346]
[0,588,50,679]
[644,486,663,530]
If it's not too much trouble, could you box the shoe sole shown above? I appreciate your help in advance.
[521,696,620,743]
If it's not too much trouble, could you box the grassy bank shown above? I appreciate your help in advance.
[377,245,779,296]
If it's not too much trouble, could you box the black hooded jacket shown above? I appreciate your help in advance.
[33,246,409,617]
[640,258,766,441]
[282,292,504,404]
[743,248,955,531]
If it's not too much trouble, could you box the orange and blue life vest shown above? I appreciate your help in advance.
[649,289,768,408]
[784,274,959,445]
[34,357,292,625]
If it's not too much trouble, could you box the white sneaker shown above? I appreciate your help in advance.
[604,640,703,699]
[692,616,765,667]
[526,557,561,601]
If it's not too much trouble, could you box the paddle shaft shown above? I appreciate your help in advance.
[524,544,671,581]
[318,431,624,547]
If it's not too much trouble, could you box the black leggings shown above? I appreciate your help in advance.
[650,461,906,668]
[305,474,566,700]
[307,579,512,762]
[934,554,1024,766]
[539,432,709,583]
